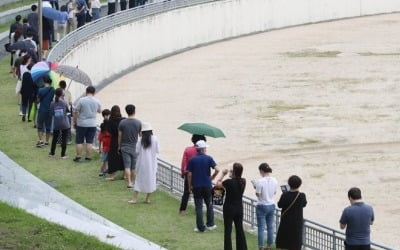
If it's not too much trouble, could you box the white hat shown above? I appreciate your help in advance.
[141,122,153,132]
[195,140,209,149]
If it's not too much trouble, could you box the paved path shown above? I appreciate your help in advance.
[0,151,164,250]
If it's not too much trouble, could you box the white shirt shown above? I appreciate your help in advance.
[255,176,278,205]
[91,0,101,8]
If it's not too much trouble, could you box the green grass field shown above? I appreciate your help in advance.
[0,56,260,249]
[0,202,119,250]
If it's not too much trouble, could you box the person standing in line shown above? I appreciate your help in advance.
[59,80,72,144]
[129,122,159,204]
[75,0,87,28]
[216,163,248,250]
[105,105,125,179]
[49,88,70,158]
[20,62,37,122]
[118,104,141,188]
[66,0,76,34]
[187,140,220,233]
[275,175,307,250]
[90,0,101,20]
[36,76,55,147]
[107,0,116,15]
[339,187,374,250]
[120,0,127,11]
[98,109,111,176]
[253,163,278,250]
[27,5,39,36]
[179,134,206,215]
[72,86,101,162]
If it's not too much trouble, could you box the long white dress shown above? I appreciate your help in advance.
[134,135,159,193]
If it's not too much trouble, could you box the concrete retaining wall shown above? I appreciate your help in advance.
[54,0,400,101]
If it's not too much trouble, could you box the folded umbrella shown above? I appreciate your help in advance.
[178,123,225,138]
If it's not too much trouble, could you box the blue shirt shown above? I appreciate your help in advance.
[340,202,374,245]
[187,153,216,188]
[38,86,55,113]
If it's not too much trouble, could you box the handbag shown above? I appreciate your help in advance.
[281,192,300,217]
[4,43,11,52]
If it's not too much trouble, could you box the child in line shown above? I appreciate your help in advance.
[98,109,111,176]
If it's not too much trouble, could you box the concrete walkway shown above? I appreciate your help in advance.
[0,151,164,250]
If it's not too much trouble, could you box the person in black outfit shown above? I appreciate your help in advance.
[275,175,307,250]
[105,105,125,180]
[20,63,37,122]
[217,162,248,250]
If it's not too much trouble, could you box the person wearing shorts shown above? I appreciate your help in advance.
[36,76,54,147]
[73,86,101,162]
[118,104,141,188]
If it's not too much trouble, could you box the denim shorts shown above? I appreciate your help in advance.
[75,126,97,144]
[37,112,52,132]
[101,152,108,162]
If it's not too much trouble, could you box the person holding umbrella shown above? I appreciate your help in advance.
[179,134,206,215]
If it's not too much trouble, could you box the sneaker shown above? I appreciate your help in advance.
[99,172,104,177]
[179,210,186,215]
[22,116,25,122]
[19,111,23,116]
[44,142,49,146]
[48,153,55,158]
[73,157,82,162]
[36,141,43,148]
[193,227,201,233]
[84,157,92,161]
[206,225,217,231]
[61,155,68,159]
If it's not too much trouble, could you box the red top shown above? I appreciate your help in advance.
[98,131,111,153]
[181,146,198,175]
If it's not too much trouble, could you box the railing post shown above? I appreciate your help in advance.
[333,231,337,250]
[169,164,173,192]
[251,199,255,228]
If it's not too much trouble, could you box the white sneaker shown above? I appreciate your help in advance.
[206,225,217,231]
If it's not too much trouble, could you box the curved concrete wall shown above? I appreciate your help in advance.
[57,0,400,100]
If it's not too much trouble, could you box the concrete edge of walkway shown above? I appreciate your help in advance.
[0,151,165,250]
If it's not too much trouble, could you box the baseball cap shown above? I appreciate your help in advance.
[195,140,209,149]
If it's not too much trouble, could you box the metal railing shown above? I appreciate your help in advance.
[156,158,395,250]
[59,0,396,248]
[47,0,218,62]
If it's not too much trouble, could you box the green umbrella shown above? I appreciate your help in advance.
[178,123,225,138]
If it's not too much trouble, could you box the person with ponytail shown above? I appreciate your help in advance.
[49,88,70,158]
[217,163,248,250]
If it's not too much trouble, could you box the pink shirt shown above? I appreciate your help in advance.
[181,146,197,175]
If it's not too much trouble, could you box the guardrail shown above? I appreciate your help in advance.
[156,158,395,250]
[47,0,216,62]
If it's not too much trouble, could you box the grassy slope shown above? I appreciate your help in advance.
[0,56,259,249]
[0,202,119,250]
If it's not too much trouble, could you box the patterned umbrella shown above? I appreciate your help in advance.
[31,61,50,82]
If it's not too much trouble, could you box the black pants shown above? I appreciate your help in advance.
[128,0,135,8]
[120,0,127,10]
[21,95,35,120]
[223,205,247,250]
[76,12,86,28]
[345,242,370,250]
[51,129,68,157]
[108,2,116,15]
[179,174,190,211]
